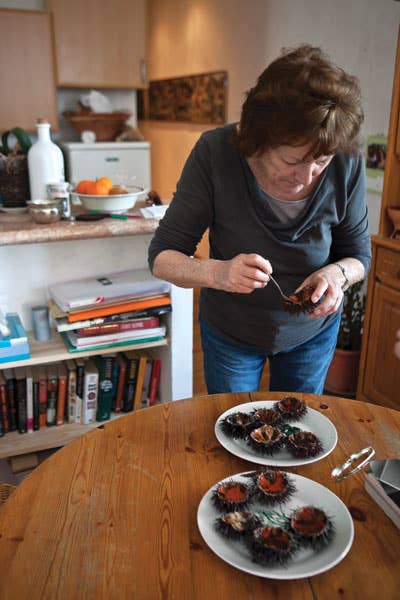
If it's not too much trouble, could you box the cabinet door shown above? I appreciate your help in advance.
[0,9,58,132]
[362,282,400,410]
[49,0,147,88]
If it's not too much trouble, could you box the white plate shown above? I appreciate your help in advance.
[197,471,354,579]
[215,400,338,467]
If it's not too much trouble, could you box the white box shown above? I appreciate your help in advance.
[61,141,151,190]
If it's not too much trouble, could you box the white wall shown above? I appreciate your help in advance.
[147,0,400,233]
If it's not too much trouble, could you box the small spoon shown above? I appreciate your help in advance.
[268,274,293,303]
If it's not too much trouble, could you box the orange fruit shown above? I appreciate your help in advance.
[76,180,93,194]
[109,185,127,195]
[97,177,113,192]
[85,180,110,195]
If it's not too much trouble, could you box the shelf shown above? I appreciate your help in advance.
[0,330,168,370]
[0,412,130,459]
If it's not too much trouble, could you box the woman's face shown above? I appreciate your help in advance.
[261,142,333,198]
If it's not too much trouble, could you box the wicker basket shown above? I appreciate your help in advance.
[64,112,131,142]
[0,154,30,208]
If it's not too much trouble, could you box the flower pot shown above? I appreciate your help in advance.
[324,348,361,396]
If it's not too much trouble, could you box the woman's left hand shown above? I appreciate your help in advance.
[295,264,345,318]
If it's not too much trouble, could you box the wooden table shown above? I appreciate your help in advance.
[0,392,399,600]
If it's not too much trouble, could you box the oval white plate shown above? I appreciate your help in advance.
[215,400,338,467]
[197,471,354,580]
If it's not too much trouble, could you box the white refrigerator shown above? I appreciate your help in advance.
[61,141,151,190]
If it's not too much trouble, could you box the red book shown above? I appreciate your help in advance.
[148,358,161,407]
[77,316,160,337]
[67,296,171,323]
[0,372,9,434]
[56,363,68,426]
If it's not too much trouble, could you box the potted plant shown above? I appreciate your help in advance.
[324,281,366,396]
[0,127,32,208]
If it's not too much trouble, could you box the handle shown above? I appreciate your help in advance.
[0,127,32,155]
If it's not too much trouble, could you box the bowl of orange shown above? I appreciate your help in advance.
[71,177,147,213]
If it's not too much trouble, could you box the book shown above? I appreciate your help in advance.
[14,366,27,433]
[66,295,171,323]
[52,304,172,333]
[148,358,161,407]
[65,359,77,423]
[122,351,140,412]
[25,366,33,432]
[74,358,86,423]
[66,325,166,348]
[49,268,170,312]
[114,354,127,413]
[140,357,153,408]
[60,331,165,353]
[77,315,160,337]
[2,368,17,431]
[0,340,30,363]
[46,364,58,427]
[81,360,99,425]
[56,362,68,426]
[0,371,9,434]
[37,365,48,428]
[94,354,115,421]
[133,354,148,411]
[31,366,40,430]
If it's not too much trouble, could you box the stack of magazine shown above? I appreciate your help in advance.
[48,268,171,353]
[364,459,400,529]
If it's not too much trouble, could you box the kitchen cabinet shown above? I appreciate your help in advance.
[48,0,147,88]
[0,226,193,459]
[357,28,400,409]
[0,9,58,132]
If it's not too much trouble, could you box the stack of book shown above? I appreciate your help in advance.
[0,350,162,436]
[0,313,30,364]
[48,268,171,352]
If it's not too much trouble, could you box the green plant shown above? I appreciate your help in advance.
[336,281,366,351]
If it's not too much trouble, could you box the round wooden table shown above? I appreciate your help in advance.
[0,392,399,599]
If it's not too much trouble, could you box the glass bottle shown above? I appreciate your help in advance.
[27,118,65,200]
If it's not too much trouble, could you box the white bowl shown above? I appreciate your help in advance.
[70,186,147,213]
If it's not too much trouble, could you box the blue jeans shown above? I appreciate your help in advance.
[200,315,341,395]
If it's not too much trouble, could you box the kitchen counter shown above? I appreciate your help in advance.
[0,207,159,246]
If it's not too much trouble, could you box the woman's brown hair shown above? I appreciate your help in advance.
[236,44,364,158]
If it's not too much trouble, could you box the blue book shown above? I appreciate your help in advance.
[0,313,28,348]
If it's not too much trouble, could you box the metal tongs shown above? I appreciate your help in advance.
[331,446,376,482]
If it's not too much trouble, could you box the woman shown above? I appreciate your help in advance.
[148,44,371,394]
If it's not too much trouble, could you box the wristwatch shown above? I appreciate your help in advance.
[335,262,350,291]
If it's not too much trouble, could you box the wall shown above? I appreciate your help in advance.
[143,0,400,237]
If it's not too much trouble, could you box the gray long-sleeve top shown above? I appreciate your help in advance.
[148,124,371,353]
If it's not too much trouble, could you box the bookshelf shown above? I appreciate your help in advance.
[0,229,193,459]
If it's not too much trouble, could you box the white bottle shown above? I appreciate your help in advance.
[28,119,65,200]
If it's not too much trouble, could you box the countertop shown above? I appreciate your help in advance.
[0,204,160,246]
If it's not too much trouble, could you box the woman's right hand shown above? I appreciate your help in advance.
[213,253,272,293]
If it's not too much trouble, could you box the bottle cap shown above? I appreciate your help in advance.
[36,118,49,124]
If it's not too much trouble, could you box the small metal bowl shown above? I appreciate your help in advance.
[27,199,62,224]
